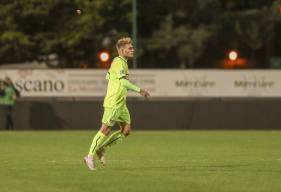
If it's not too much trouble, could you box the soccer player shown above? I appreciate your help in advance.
[84,37,150,171]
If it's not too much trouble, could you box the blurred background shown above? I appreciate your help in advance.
[0,0,281,69]
[0,0,281,130]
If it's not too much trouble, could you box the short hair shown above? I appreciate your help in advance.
[116,37,132,49]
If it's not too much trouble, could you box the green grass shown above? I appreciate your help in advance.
[0,131,280,192]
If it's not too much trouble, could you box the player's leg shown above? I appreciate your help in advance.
[103,122,131,147]
[99,122,129,149]
[111,122,131,144]
[99,106,131,148]
[95,122,130,166]
[96,106,131,166]
[5,106,9,130]
[95,123,123,166]
[99,129,122,148]
[84,108,116,170]
[7,106,13,129]
[88,123,111,157]
[84,123,110,170]
[120,122,131,136]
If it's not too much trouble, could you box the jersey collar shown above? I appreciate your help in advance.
[118,56,127,63]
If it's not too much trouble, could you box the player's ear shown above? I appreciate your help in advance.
[120,48,124,55]
[117,47,122,55]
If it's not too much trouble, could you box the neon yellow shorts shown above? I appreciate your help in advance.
[102,106,131,127]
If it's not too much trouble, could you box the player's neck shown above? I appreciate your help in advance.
[118,55,128,61]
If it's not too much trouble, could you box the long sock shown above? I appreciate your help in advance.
[88,131,106,157]
[100,130,125,148]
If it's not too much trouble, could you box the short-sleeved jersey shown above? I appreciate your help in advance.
[103,56,129,109]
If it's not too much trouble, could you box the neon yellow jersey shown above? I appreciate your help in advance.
[103,56,129,109]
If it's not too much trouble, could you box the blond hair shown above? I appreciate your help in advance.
[116,37,132,49]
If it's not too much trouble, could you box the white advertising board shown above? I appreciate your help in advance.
[0,69,281,97]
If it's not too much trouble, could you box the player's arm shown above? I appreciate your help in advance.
[120,77,150,98]
[114,58,150,98]
[120,77,140,92]
[113,59,139,92]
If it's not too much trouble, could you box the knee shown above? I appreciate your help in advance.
[123,131,130,136]
[122,126,131,136]
[100,124,111,135]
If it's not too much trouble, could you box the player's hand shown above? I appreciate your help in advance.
[139,89,150,99]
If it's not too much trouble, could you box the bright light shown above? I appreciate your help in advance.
[99,51,110,62]
[229,51,238,61]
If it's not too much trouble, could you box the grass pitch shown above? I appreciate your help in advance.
[0,130,280,192]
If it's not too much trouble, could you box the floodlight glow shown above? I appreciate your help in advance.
[229,51,238,61]
[99,51,110,62]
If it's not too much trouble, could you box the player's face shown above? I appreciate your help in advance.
[122,43,134,58]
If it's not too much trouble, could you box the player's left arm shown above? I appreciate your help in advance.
[120,77,140,92]
[113,59,139,92]
[120,77,150,98]
[114,59,150,98]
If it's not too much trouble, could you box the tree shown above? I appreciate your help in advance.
[0,0,132,68]
[148,15,213,68]
[139,0,219,68]
[0,0,280,68]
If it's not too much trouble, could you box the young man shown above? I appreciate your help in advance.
[84,37,150,171]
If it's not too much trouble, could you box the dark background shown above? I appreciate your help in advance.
[0,0,281,69]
